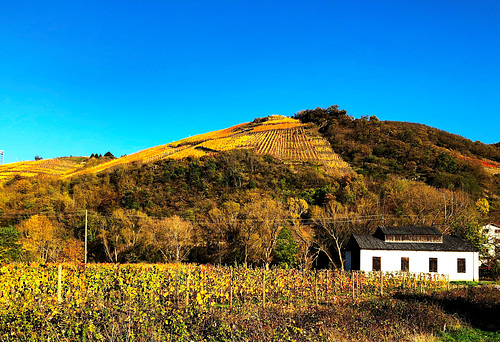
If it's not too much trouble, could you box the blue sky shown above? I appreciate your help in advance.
[1,1,499,164]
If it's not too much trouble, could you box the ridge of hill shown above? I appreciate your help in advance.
[70,115,351,178]
[294,106,500,197]
[1,108,498,198]
[0,115,351,181]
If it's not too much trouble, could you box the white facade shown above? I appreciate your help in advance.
[347,249,479,281]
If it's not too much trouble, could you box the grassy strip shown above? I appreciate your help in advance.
[438,327,500,342]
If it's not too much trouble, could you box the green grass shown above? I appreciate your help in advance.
[438,327,500,342]
[449,280,499,287]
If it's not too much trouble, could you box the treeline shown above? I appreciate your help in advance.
[0,149,491,267]
[294,105,500,200]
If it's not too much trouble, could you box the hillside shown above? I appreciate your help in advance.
[69,115,350,178]
[0,115,351,181]
[294,106,500,197]
[0,157,87,180]
[0,106,499,268]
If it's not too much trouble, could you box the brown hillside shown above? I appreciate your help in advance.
[0,116,351,181]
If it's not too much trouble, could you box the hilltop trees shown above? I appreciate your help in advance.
[294,106,499,198]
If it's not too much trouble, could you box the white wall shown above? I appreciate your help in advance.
[358,249,479,281]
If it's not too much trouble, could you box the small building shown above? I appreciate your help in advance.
[345,226,479,281]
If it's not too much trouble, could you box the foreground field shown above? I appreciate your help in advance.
[0,264,498,341]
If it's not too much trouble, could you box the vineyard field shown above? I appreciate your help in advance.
[0,263,449,341]
[0,157,86,181]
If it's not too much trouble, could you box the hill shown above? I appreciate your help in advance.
[0,106,499,268]
[294,106,500,197]
[0,157,87,180]
[0,115,351,181]
[69,115,351,178]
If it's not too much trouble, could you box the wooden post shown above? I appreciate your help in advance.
[185,267,190,307]
[352,272,355,299]
[339,270,343,294]
[58,264,63,304]
[380,272,384,296]
[175,265,179,308]
[84,210,88,264]
[262,268,266,309]
[315,270,318,307]
[326,270,330,304]
[229,267,233,311]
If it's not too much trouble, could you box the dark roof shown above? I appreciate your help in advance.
[377,226,442,236]
[347,234,478,252]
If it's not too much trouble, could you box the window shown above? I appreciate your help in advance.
[401,257,409,272]
[372,256,381,271]
[457,258,466,273]
[429,258,438,273]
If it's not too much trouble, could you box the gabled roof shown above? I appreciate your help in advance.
[347,234,478,252]
[377,226,442,236]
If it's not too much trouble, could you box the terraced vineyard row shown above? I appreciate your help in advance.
[0,158,85,180]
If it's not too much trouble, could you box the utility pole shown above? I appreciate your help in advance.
[85,210,88,264]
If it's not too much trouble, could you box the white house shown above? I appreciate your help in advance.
[345,226,479,281]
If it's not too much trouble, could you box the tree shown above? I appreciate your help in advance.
[144,215,194,263]
[207,201,241,264]
[309,205,351,269]
[0,226,21,262]
[274,226,298,268]
[241,198,288,266]
[287,197,315,269]
[100,209,151,263]
[17,215,62,262]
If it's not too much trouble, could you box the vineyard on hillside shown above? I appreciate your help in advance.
[76,115,351,177]
[0,157,86,181]
[0,116,351,181]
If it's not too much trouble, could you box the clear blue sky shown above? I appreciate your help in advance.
[1,1,499,164]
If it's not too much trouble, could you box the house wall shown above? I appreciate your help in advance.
[358,249,479,281]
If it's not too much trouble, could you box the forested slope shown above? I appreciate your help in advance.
[0,106,498,271]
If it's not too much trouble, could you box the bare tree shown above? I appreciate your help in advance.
[144,215,194,263]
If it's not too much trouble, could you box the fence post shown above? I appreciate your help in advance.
[185,267,190,307]
[230,267,233,311]
[352,272,355,300]
[262,268,266,309]
[175,265,179,308]
[380,272,384,296]
[315,270,318,307]
[326,270,330,304]
[58,264,63,304]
